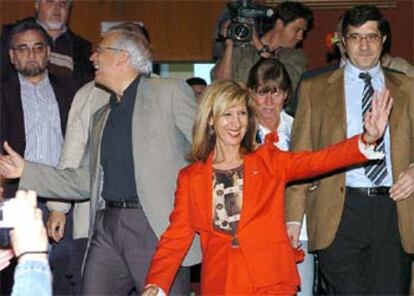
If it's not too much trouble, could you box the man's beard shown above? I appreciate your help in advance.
[45,20,64,31]
[17,63,47,77]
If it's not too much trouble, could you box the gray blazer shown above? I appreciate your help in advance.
[20,76,201,266]
[46,81,110,240]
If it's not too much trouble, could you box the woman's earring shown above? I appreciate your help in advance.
[208,124,214,136]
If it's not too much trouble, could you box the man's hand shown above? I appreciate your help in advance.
[47,211,66,242]
[142,284,161,296]
[0,142,25,179]
[390,166,414,201]
[286,223,301,248]
[362,89,393,144]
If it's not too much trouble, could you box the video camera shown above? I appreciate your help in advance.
[227,0,274,43]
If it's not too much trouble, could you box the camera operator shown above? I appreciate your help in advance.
[0,190,51,296]
[213,1,313,113]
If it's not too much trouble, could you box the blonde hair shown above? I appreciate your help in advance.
[190,80,257,162]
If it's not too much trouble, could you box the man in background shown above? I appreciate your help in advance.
[1,0,94,84]
[186,77,207,103]
[212,0,313,105]
[1,20,78,295]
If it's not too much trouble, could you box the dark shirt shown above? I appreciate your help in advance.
[100,76,140,201]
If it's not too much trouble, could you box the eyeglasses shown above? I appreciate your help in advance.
[12,43,47,55]
[345,33,382,44]
[95,46,125,55]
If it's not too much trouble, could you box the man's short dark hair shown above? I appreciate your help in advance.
[186,77,207,87]
[263,1,313,33]
[342,5,388,38]
[9,20,52,49]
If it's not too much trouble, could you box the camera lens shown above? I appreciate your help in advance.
[234,24,250,40]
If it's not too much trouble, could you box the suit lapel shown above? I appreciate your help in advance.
[385,70,405,132]
[385,70,407,181]
[191,157,214,231]
[4,76,26,154]
[238,153,264,232]
[132,76,154,182]
[90,105,110,174]
[324,69,346,136]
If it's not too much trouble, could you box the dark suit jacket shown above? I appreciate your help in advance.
[1,73,78,197]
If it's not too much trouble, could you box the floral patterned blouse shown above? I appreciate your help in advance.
[213,165,243,247]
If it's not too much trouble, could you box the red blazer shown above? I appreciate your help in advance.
[146,135,367,294]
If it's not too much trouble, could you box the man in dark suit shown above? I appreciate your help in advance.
[1,20,78,295]
[0,0,93,85]
[286,5,414,294]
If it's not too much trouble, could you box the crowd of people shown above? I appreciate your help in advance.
[0,0,413,295]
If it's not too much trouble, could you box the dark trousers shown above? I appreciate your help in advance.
[317,190,411,295]
[82,208,190,295]
[66,238,88,295]
[49,206,75,296]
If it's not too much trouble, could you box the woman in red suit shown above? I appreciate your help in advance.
[143,80,392,295]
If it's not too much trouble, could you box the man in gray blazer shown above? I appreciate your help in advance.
[0,24,200,295]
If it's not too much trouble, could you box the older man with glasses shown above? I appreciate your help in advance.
[0,23,201,295]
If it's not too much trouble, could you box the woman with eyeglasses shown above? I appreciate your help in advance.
[139,79,391,295]
[247,58,315,295]
[247,58,293,150]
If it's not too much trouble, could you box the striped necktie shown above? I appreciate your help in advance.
[359,72,387,185]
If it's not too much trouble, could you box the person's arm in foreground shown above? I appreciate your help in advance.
[0,142,90,200]
[11,190,51,296]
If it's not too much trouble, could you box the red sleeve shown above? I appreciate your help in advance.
[145,169,196,293]
[276,135,367,182]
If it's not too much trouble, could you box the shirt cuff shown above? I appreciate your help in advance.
[358,137,384,160]
[46,201,71,213]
